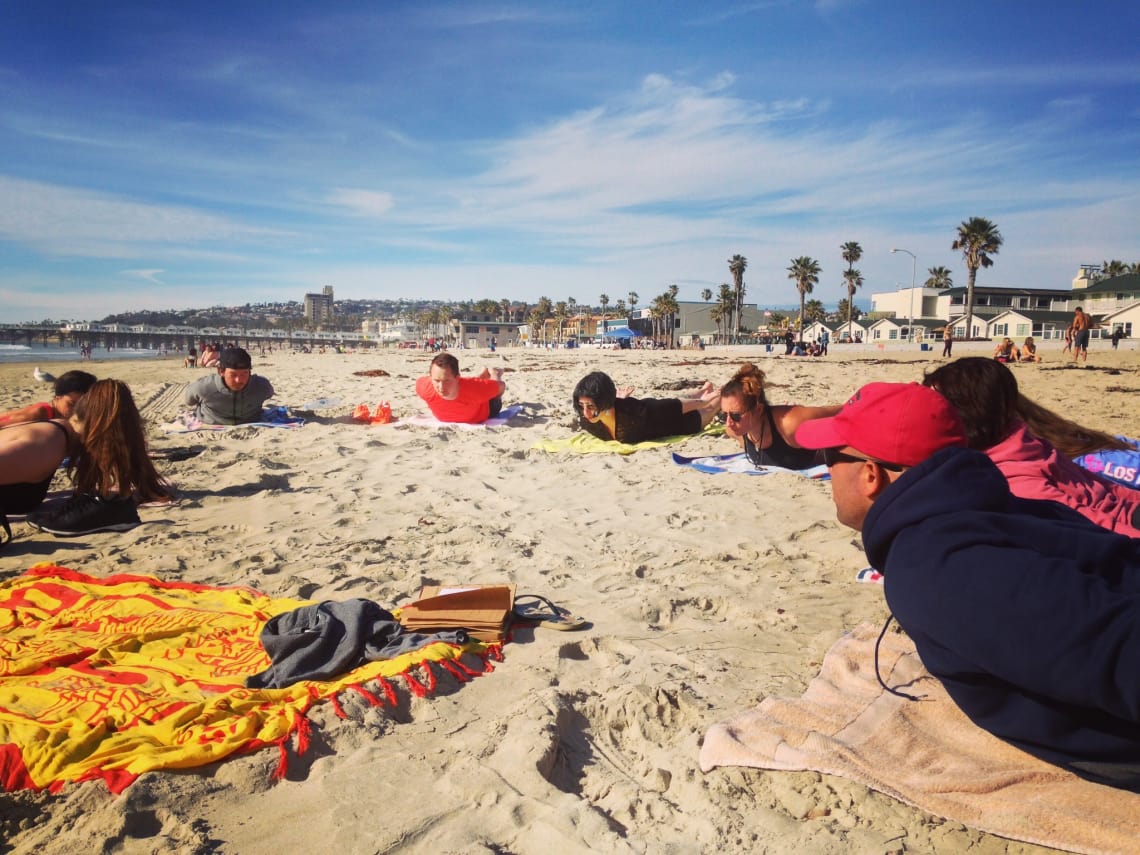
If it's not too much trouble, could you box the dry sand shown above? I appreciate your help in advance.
[0,343,1136,854]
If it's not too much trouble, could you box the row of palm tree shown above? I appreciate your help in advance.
[419,216,1014,346]
[1095,260,1140,280]
[800,217,1000,342]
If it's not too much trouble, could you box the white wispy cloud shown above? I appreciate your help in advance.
[326,188,396,218]
[0,176,286,258]
[121,269,167,285]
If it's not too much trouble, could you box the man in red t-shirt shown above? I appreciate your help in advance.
[415,353,506,423]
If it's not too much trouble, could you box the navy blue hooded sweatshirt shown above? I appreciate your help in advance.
[862,446,1140,790]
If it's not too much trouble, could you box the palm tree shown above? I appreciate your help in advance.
[614,298,626,319]
[552,301,568,343]
[599,293,610,329]
[627,291,638,319]
[664,286,680,348]
[717,282,735,342]
[648,296,663,345]
[787,256,821,340]
[804,298,826,323]
[727,255,748,343]
[1101,259,1128,280]
[526,308,543,346]
[842,268,864,338]
[534,296,553,345]
[437,304,453,345]
[925,266,953,289]
[701,287,712,303]
[840,241,863,339]
[710,304,725,344]
[952,217,1002,340]
[499,299,511,323]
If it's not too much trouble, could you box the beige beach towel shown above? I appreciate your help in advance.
[699,623,1140,855]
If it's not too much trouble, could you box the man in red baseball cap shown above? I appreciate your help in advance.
[795,381,1140,791]
[794,382,967,531]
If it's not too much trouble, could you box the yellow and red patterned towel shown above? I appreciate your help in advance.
[0,565,500,793]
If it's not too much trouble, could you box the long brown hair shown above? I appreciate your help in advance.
[922,357,1131,456]
[70,380,173,503]
[720,362,768,410]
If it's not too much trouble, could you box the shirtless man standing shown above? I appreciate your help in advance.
[1070,307,1091,364]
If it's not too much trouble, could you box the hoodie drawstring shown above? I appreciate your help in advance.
[875,614,924,702]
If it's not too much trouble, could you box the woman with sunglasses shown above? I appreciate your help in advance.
[720,363,839,469]
[572,371,720,444]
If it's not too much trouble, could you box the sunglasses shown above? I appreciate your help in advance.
[724,411,747,423]
[822,447,905,472]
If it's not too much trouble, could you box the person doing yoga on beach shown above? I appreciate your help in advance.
[719,363,840,470]
[416,352,506,423]
[572,371,720,444]
[923,357,1140,537]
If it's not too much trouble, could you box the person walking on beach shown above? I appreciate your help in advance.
[416,352,506,423]
[1070,307,1090,363]
[941,325,953,358]
[184,347,274,425]
[795,382,1140,792]
[1111,327,1124,350]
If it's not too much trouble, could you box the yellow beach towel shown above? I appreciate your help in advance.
[0,565,501,793]
[533,421,725,455]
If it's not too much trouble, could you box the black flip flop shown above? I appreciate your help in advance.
[512,594,586,631]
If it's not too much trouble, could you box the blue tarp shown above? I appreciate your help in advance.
[600,326,640,338]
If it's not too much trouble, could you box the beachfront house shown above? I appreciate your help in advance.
[984,310,1076,342]
[1067,273,1140,324]
[628,301,768,346]
[864,317,940,343]
[1098,303,1139,341]
[801,320,837,344]
[450,319,522,349]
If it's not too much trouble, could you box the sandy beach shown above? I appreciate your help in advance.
[1,343,1137,854]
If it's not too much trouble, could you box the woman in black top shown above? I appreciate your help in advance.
[572,371,721,444]
[719,363,839,469]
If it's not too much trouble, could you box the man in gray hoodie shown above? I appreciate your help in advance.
[184,347,274,424]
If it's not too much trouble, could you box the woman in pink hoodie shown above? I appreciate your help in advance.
[923,358,1139,538]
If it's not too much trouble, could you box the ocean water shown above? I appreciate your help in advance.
[0,343,165,365]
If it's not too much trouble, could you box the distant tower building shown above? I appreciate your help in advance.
[1072,265,1100,290]
[304,286,335,325]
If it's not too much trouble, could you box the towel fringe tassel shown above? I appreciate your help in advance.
[402,669,429,698]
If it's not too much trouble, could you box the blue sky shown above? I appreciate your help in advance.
[1,1,1138,323]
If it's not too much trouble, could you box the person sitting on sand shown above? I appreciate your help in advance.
[572,371,720,444]
[3,380,173,538]
[184,347,275,425]
[795,381,1140,791]
[415,352,506,423]
[923,357,1139,537]
[1019,336,1041,363]
[993,337,1019,363]
[198,344,220,368]
[719,362,839,470]
[0,370,96,429]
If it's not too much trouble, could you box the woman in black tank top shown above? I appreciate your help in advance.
[719,362,841,470]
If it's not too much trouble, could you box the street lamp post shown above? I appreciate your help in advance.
[891,248,917,343]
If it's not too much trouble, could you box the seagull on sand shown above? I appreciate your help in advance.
[33,366,56,383]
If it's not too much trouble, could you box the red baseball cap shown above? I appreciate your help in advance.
[794,382,967,467]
